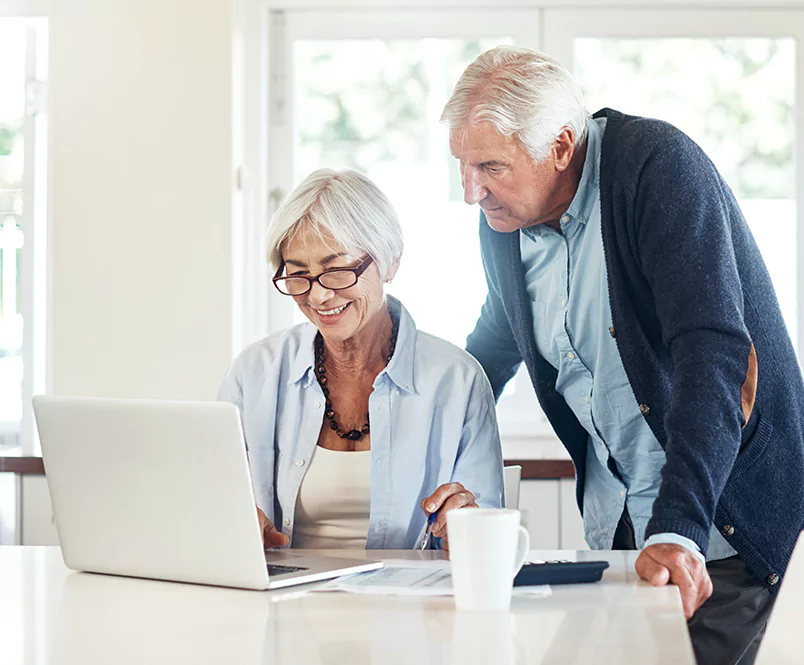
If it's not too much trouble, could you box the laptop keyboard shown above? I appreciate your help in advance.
[266,563,309,576]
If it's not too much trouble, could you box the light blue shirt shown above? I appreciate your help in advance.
[520,118,735,562]
[217,296,504,549]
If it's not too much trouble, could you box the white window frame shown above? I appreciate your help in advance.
[0,9,48,455]
[543,8,804,363]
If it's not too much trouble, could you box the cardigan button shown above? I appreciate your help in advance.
[639,404,651,415]
[722,525,735,537]
[767,573,780,586]
[609,326,616,338]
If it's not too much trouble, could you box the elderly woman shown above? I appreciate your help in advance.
[218,168,503,550]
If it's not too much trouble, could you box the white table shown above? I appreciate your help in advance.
[0,547,695,665]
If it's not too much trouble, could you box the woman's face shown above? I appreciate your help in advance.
[280,227,394,345]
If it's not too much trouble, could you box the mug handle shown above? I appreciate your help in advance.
[512,525,530,578]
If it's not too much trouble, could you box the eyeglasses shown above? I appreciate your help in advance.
[272,255,374,296]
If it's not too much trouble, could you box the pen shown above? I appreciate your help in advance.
[420,511,438,550]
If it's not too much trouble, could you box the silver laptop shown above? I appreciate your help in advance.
[32,395,382,590]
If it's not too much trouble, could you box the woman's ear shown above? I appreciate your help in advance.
[386,257,401,284]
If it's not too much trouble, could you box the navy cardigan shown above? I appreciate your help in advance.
[466,108,804,590]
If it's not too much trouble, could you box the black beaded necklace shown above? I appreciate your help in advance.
[314,309,400,441]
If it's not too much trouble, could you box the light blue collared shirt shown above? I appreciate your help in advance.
[520,118,735,563]
[217,296,504,549]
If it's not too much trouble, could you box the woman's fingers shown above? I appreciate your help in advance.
[421,482,478,538]
[257,506,289,548]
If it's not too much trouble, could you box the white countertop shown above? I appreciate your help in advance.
[0,546,694,665]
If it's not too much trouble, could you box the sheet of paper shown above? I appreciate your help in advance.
[313,560,551,598]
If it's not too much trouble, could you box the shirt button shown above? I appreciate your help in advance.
[583,395,589,404]
[561,239,567,248]
[283,517,291,527]
[620,490,626,498]
[722,525,735,537]
[639,404,651,415]
[376,460,383,470]
[314,402,322,409]
[561,215,570,224]
[295,459,305,467]
[561,297,567,307]
[767,573,780,586]
[567,352,575,360]
[609,327,616,338]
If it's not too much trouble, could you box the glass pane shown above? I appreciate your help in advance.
[0,20,27,438]
[293,38,511,348]
[574,38,797,347]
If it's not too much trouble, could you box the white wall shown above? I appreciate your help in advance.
[49,0,236,398]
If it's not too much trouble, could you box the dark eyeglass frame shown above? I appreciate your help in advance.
[272,255,374,296]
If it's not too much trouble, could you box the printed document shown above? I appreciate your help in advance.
[315,559,551,598]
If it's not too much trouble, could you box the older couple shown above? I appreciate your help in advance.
[222,45,804,665]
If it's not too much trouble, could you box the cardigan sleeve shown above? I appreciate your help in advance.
[466,218,525,400]
[630,129,754,554]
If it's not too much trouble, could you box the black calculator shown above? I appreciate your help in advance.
[513,559,610,586]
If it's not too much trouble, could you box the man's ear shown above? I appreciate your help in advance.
[551,127,577,172]
[386,257,401,283]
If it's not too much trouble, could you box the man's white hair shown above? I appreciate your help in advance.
[441,46,588,161]
[266,168,403,280]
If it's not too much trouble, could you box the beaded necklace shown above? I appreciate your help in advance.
[313,309,400,441]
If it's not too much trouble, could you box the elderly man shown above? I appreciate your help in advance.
[442,46,804,665]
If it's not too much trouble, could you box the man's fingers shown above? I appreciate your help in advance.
[635,544,714,620]
[667,566,697,619]
[635,552,671,586]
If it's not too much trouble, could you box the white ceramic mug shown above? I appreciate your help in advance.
[447,508,530,612]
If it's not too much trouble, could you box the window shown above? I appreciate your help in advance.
[266,11,551,438]
[544,9,804,360]
[0,14,47,545]
[256,8,804,443]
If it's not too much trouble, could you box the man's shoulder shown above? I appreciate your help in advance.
[595,107,703,163]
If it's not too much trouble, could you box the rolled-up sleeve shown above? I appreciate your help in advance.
[451,368,505,509]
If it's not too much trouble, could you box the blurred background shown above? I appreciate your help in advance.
[0,0,801,554]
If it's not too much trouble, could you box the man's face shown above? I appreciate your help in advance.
[449,122,560,233]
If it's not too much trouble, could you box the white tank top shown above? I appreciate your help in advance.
[292,446,371,549]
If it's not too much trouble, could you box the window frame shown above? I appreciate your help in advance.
[0,14,48,455]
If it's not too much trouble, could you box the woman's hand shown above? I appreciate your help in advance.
[421,482,478,551]
[257,506,289,548]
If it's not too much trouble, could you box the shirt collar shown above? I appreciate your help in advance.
[287,323,318,387]
[562,117,603,230]
[520,117,603,244]
[286,295,418,395]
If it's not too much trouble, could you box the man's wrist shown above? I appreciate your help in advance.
[644,533,706,565]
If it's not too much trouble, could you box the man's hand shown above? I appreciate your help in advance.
[421,482,479,551]
[635,543,713,619]
[257,506,289,548]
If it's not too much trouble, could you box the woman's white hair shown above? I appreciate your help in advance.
[441,46,588,161]
[266,168,404,280]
